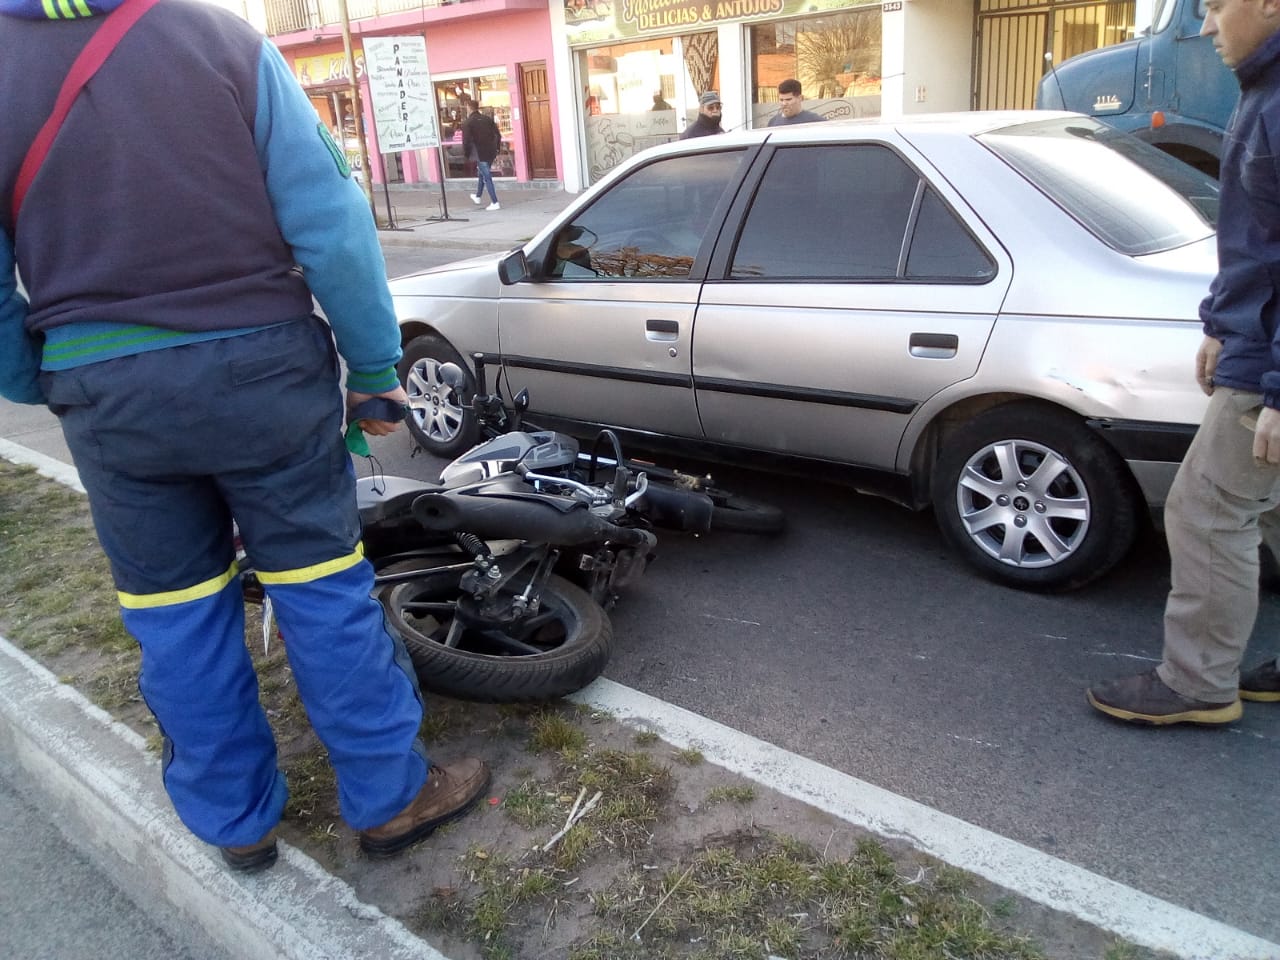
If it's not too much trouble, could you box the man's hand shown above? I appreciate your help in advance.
[1195,335,1223,396]
[347,386,409,437]
[1254,407,1280,465]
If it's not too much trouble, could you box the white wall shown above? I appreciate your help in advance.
[901,0,973,114]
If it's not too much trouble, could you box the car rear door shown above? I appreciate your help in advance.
[495,148,751,439]
[692,134,1013,470]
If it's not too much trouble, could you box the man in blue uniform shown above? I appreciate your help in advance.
[1088,0,1280,724]
[0,0,489,869]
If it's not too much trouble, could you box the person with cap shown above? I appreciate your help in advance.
[0,0,490,871]
[768,78,824,126]
[680,90,725,139]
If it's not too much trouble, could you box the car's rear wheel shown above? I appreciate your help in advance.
[931,403,1139,591]
[397,334,478,458]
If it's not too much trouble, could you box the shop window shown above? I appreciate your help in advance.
[749,10,881,126]
[435,74,515,179]
[548,149,747,281]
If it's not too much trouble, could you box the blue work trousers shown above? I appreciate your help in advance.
[41,318,428,846]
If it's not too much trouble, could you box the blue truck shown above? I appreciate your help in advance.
[1035,0,1236,176]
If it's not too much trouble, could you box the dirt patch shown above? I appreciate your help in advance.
[0,460,1168,960]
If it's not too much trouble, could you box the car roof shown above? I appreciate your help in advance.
[650,109,1082,154]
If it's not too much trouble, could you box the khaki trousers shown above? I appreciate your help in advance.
[1159,388,1280,701]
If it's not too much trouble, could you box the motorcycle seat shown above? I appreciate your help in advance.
[356,475,442,523]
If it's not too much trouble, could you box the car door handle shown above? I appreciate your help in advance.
[909,332,958,359]
[646,318,679,342]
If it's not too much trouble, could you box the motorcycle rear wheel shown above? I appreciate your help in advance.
[378,561,612,702]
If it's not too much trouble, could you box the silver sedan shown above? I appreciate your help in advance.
[388,111,1218,591]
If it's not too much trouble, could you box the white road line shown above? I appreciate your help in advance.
[570,678,1280,960]
[4,438,1278,960]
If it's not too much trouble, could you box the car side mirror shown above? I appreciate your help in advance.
[498,249,528,285]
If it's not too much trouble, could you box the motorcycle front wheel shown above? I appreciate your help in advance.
[378,560,612,702]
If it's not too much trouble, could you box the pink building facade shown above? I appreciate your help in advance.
[272,0,561,187]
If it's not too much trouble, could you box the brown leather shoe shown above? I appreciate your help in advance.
[359,758,490,859]
[1087,669,1241,726]
[220,831,278,873]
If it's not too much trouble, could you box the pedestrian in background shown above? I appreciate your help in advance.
[680,90,725,139]
[651,91,673,111]
[0,0,489,869]
[1088,0,1280,726]
[768,78,824,126]
[463,100,503,211]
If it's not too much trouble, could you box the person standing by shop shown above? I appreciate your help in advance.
[768,78,824,126]
[679,91,725,139]
[463,100,502,211]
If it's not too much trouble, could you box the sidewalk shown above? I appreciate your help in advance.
[372,182,578,253]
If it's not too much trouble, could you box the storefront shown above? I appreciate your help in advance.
[559,0,885,184]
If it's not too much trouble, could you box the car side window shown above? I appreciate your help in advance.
[546,150,746,280]
[905,187,995,281]
[729,144,991,283]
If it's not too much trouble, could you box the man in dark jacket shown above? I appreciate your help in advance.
[461,101,502,210]
[0,0,489,869]
[1088,0,1280,725]
[679,90,724,139]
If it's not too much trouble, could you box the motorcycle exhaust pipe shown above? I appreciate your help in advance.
[412,491,656,549]
[633,484,714,534]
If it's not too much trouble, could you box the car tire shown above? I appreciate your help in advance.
[396,334,478,458]
[930,403,1139,591]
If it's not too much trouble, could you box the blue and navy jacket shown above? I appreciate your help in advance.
[1203,28,1280,410]
[0,0,401,405]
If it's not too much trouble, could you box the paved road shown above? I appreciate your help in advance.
[4,242,1277,947]
[0,753,230,960]
[364,245,1280,943]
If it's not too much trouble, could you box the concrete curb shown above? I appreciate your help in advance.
[0,639,454,960]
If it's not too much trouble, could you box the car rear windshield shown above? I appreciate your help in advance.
[978,116,1217,256]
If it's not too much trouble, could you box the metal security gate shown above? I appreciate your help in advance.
[975,0,1136,109]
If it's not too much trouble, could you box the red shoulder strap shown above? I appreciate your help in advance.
[12,0,163,225]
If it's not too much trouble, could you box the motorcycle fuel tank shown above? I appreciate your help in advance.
[439,430,580,487]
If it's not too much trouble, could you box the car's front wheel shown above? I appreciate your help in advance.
[931,403,1140,591]
[396,334,478,458]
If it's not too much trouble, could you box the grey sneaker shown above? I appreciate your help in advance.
[359,758,490,859]
[1087,669,1241,725]
[1240,659,1280,702]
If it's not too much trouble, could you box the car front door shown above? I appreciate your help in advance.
[496,148,750,439]
[693,139,1012,470]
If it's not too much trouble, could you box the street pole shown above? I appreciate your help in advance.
[337,0,375,216]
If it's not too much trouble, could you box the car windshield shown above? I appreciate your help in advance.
[978,116,1217,256]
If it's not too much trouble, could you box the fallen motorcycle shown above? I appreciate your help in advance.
[242,356,782,702]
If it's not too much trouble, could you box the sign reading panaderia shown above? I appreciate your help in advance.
[364,36,439,152]
[566,0,859,43]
